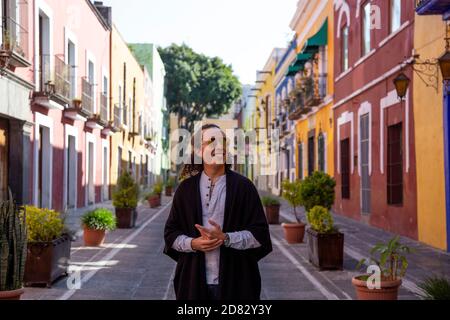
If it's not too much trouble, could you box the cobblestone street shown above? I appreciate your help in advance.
[21,194,450,300]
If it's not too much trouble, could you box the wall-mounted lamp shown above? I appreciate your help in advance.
[393,73,410,100]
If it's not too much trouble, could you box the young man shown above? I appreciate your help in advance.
[164,124,272,300]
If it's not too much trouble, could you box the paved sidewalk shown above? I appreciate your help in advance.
[22,192,450,300]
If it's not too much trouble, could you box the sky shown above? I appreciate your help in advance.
[102,0,299,85]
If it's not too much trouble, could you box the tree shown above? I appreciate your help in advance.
[158,44,242,132]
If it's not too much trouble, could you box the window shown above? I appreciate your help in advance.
[341,139,351,199]
[128,151,132,172]
[117,146,122,177]
[387,123,403,205]
[341,25,349,72]
[362,2,371,56]
[390,0,401,33]
[318,133,325,172]
[360,114,371,214]
[297,143,303,180]
[308,135,315,176]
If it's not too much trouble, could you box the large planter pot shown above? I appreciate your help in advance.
[83,227,106,247]
[307,228,344,270]
[148,195,161,208]
[265,205,280,225]
[115,208,137,229]
[0,288,25,300]
[282,223,306,244]
[352,276,402,300]
[24,235,72,288]
[165,186,173,197]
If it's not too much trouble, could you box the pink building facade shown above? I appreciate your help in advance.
[29,0,112,212]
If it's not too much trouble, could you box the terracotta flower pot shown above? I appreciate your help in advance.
[83,227,106,247]
[148,195,161,208]
[282,223,306,244]
[0,288,25,300]
[352,276,402,300]
[265,205,280,225]
[165,186,173,197]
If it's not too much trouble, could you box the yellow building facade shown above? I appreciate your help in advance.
[413,15,448,251]
[110,25,150,187]
[289,1,335,180]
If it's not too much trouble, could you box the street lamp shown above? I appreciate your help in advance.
[393,73,410,100]
[438,51,450,81]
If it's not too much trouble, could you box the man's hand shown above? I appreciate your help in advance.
[195,220,227,241]
[191,237,223,252]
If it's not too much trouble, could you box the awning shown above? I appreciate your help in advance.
[302,18,328,55]
[294,53,313,67]
[286,64,302,77]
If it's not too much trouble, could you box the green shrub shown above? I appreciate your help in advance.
[281,180,303,223]
[25,206,65,242]
[165,177,176,188]
[82,208,116,231]
[112,171,139,209]
[261,196,280,207]
[153,182,163,195]
[300,171,336,212]
[418,277,450,300]
[307,206,335,234]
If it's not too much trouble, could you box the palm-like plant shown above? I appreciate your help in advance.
[357,236,414,281]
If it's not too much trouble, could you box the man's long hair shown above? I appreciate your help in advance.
[179,124,232,181]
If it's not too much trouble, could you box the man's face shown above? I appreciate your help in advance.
[199,127,227,166]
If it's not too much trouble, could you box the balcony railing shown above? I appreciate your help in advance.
[123,104,128,127]
[81,77,94,115]
[54,56,71,101]
[0,10,30,69]
[114,104,121,128]
[100,93,108,121]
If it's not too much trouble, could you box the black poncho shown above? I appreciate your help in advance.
[164,170,272,300]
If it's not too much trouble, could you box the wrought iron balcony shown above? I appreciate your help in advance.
[113,103,121,129]
[100,93,108,122]
[415,0,450,19]
[0,15,31,71]
[81,77,94,115]
[32,55,73,109]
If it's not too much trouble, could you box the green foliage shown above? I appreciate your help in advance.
[356,236,414,281]
[165,177,176,188]
[281,180,303,223]
[0,192,27,291]
[158,44,242,132]
[112,171,139,209]
[82,208,116,231]
[307,206,336,234]
[300,171,336,212]
[418,277,450,300]
[261,196,280,207]
[153,182,164,195]
[25,206,65,243]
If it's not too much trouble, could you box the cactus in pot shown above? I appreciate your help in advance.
[0,191,27,300]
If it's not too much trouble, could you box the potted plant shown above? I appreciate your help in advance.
[0,193,27,300]
[153,181,163,200]
[24,206,71,288]
[165,177,175,197]
[418,277,450,300]
[353,236,413,300]
[112,171,139,229]
[281,180,306,244]
[72,98,82,109]
[261,196,281,225]
[146,190,161,208]
[299,171,336,213]
[306,206,344,270]
[81,208,116,247]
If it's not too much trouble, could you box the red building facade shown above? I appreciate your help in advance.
[333,0,417,239]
